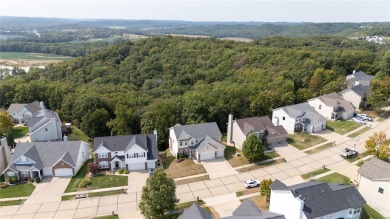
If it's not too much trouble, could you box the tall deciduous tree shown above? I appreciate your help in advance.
[260,178,273,201]
[0,111,13,137]
[242,134,264,161]
[80,108,111,138]
[139,168,176,219]
[365,131,390,161]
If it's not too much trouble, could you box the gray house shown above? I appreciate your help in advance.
[339,84,371,109]
[346,70,375,88]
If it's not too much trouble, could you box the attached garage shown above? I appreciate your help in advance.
[198,151,215,161]
[128,162,145,170]
[54,168,73,177]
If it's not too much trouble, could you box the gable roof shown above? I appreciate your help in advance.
[27,109,61,131]
[227,199,285,218]
[6,103,27,113]
[315,93,355,112]
[358,157,390,181]
[340,85,371,98]
[172,122,222,141]
[278,103,326,127]
[192,135,226,153]
[347,71,375,82]
[270,180,366,218]
[235,116,287,138]
[178,203,213,219]
[25,101,42,113]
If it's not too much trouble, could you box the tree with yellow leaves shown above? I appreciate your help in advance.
[365,131,390,161]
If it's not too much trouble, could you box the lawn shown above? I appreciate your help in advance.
[160,150,206,179]
[0,183,35,198]
[0,52,72,60]
[326,120,361,135]
[301,168,330,179]
[236,187,259,197]
[175,175,209,185]
[224,145,280,167]
[245,195,269,211]
[70,126,91,146]
[176,200,205,210]
[347,151,370,163]
[11,126,29,138]
[236,159,284,173]
[316,172,350,185]
[64,160,90,192]
[287,133,327,150]
[347,127,371,138]
[62,189,123,201]
[93,216,119,219]
[0,199,26,206]
[362,204,385,219]
[88,175,128,190]
[305,142,335,154]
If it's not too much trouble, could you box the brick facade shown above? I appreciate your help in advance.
[95,153,112,170]
[52,160,74,175]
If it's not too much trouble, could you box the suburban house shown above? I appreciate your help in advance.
[0,137,11,174]
[269,180,366,219]
[27,108,62,142]
[227,114,288,149]
[179,199,285,219]
[169,123,225,161]
[357,157,390,218]
[272,103,327,134]
[346,70,375,88]
[6,100,44,124]
[2,141,89,181]
[93,132,158,171]
[339,84,371,109]
[307,93,355,120]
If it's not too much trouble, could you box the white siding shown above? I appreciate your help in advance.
[147,160,156,169]
[74,142,90,174]
[358,175,390,218]
[43,167,53,176]
[272,109,296,134]
[308,99,334,120]
[231,121,247,149]
[216,150,224,157]
[129,162,145,170]
[269,190,305,219]
[169,128,179,156]
[30,118,62,142]
[125,144,147,170]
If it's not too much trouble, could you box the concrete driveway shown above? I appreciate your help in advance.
[24,177,71,204]
[201,158,238,179]
[128,172,148,193]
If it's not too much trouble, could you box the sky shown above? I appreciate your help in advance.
[0,0,389,22]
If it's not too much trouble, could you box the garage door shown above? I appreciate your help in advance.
[199,152,215,161]
[54,168,73,177]
[128,162,145,170]
[216,150,224,157]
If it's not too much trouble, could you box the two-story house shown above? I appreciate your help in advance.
[339,84,371,109]
[7,100,43,124]
[307,93,355,120]
[269,180,366,219]
[227,115,288,149]
[357,157,390,218]
[27,109,62,142]
[93,132,158,171]
[346,70,375,88]
[169,123,225,161]
[272,103,327,134]
[0,137,11,174]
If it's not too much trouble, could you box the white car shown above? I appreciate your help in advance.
[339,148,358,158]
[243,179,260,188]
[357,114,372,121]
[352,117,365,124]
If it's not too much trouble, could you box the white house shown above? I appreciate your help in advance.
[307,93,355,120]
[93,132,158,171]
[272,103,327,134]
[2,141,89,181]
[27,109,63,142]
[227,115,288,149]
[270,180,366,219]
[169,123,225,161]
[339,84,371,109]
[357,157,390,218]
[346,70,375,88]
[6,100,43,124]
[0,137,11,174]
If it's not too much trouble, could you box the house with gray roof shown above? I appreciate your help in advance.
[2,141,89,181]
[6,100,43,124]
[357,157,390,218]
[227,115,287,149]
[308,93,355,120]
[346,70,375,88]
[27,108,62,142]
[178,202,214,219]
[169,123,225,161]
[269,179,365,219]
[0,137,11,174]
[272,102,327,134]
[339,84,371,109]
[93,132,158,171]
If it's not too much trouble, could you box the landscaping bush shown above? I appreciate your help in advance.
[88,163,100,175]
[117,169,123,174]
[78,177,91,188]
[124,169,129,174]
[8,177,17,184]
[35,177,40,184]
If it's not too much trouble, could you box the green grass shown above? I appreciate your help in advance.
[88,175,128,190]
[64,160,90,193]
[0,52,72,60]
[317,172,350,185]
[236,159,284,173]
[378,111,390,122]
[0,174,5,182]
[61,195,74,201]
[71,126,91,145]
[0,182,35,198]
[0,199,26,206]
[362,204,385,219]
[93,215,119,219]
[221,133,227,143]
[175,175,209,185]
[287,133,327,150]
[357,160,365,167]
[62,189,123,201]
[301,168,330,179]
[224,145,280,167]
[11,126,29,138]
[305,142,335,154]
[176,200,205,210]
[347,127,371,138]
[347,151,370,163]
[326,120,361,135]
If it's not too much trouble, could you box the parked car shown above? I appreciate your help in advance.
[243,179,260,188]
[339,148,358,158]
[148,168,154,176]
[352,117,366,124]
[357,114,372,121]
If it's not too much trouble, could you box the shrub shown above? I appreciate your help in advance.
[124,169,129,174]
[8,176,17,184]
[78,177,91,188]
[88,163,100,175]
[28,178,33,183]
[117,169,123,174]
[35,177,41,183]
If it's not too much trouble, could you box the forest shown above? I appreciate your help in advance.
[1,36,389,150]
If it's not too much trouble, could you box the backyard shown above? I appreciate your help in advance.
[11,126,29,138]
[326,120,361,135]
[160,150,207,179]
[316,172,351,185]
[224,145,280,167]
[287,133,327,150]
[0,183,35,198]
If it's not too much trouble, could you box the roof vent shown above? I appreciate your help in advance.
[322,190,325,193]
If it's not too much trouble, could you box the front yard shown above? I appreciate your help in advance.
[0,183,35,198]
[301,168,330,179]
[347,126,371,138]
[160,150,207,179]
[224,146,280,167]
[316,172,350,185]
[326,120,361,135]
[287,133,327,150]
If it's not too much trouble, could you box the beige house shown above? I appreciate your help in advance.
[339,85,370,109]
[307,93,355,120]
[0,137,11,174]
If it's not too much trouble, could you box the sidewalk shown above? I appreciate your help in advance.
[0,196,30,201]
[63,185,128,196]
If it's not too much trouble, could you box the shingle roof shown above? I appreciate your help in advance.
[225,199,286,219]
[349,71,375,82]
[93,134,158,161]
[317,93,355,112]
[270,180,366,218]
[191,135,226,153]
[340,85,371,98]
[172,122,222,141]
[358,157,390,180]
[25,101,42,113]
[279,103,326,127]
[178,203,213,219]
[26,109,61,131]
[6,103,27,113]
[235,116,287,139]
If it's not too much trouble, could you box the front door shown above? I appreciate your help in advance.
[115,161,119,168]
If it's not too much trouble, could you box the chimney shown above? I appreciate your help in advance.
[39,101,45,109]
[227,113,233,146]
[153,128,158,143]
[353,70,356,74]
[63,135,68,142]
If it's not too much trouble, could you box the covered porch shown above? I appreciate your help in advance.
[110,155,126,171]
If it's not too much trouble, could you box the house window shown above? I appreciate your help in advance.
[319,105,322,110]
[191,141,193,145]
[98,153,108,158]
[185,141,187,145]
[99,161,109,169]
[180,141,182,146]
[45,128,48,131]
[196,140,198,143]
[283,116,285,121]
[7,172,15,177]
[21,171,29,178]
[378,187,384,194]
[349,210,352,214]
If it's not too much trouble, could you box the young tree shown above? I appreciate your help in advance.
[242,134,264,161]
[139,168,176,219]
[88,163,99,175]
[260,178,273,201]
[365,131,390,160]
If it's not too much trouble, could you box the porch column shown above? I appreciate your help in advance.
[38,170,41,179]
[30,171,33,179]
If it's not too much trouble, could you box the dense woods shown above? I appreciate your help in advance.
[1,36,389,150]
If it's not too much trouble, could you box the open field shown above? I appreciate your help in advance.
[0,52,72,60]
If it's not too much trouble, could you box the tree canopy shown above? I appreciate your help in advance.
[365,131,390,161]
[242,134,264,161]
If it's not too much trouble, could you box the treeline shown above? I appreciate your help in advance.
[1,36,389,150]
